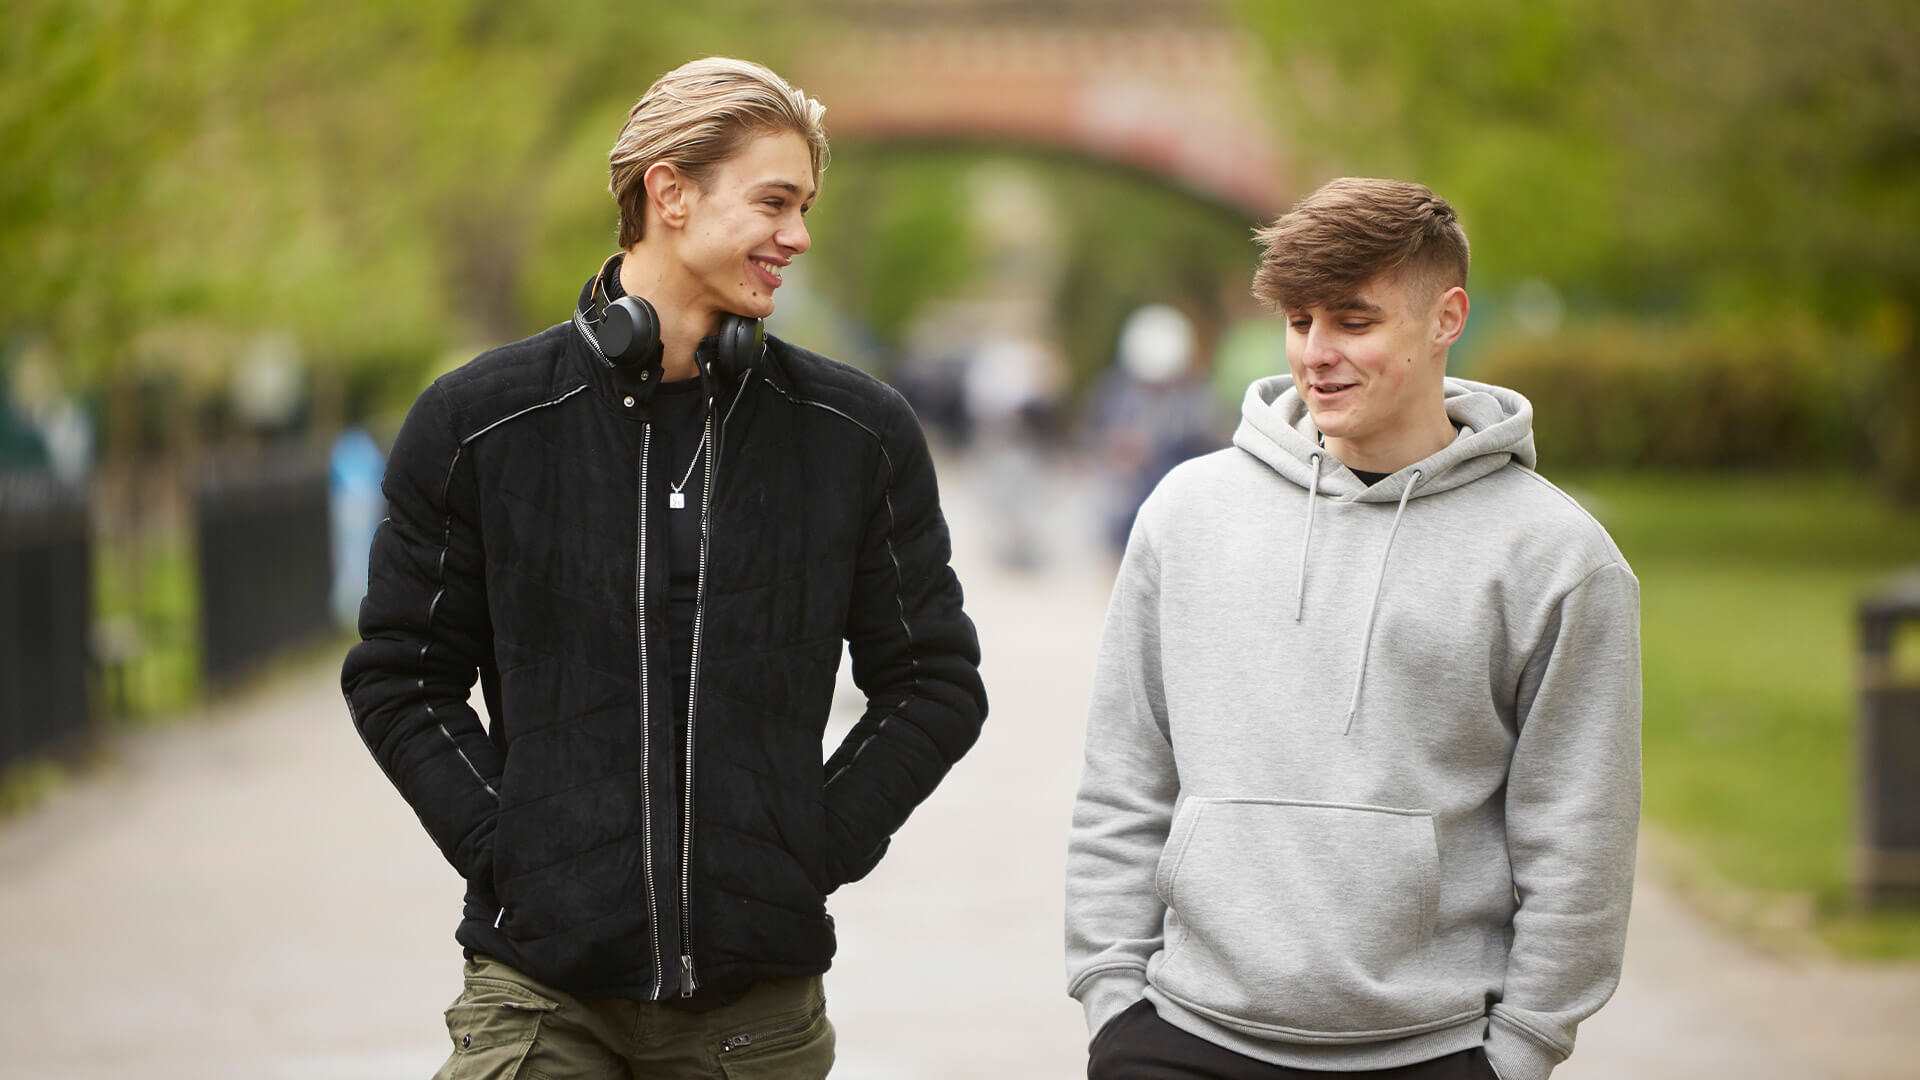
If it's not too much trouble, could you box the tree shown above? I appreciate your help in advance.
[4,1,774,398]
[1236,0,1920,497]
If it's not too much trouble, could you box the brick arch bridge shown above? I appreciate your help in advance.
[794,1,1293,222]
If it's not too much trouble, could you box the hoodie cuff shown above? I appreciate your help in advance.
[1074,969,1148,1037]
[1485,1016,1564,1080]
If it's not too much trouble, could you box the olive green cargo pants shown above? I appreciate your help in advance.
[432,954,834,1079]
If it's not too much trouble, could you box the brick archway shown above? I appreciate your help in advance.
[795,2,1291,221]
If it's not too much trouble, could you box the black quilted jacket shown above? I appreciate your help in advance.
[341,317,987,1000]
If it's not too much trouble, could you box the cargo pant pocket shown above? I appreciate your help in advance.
[433,977,561,1080]
[714,1001,835,1079]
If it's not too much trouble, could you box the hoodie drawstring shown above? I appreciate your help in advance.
[1295,453,1322,622]
[1342,469,1422,735]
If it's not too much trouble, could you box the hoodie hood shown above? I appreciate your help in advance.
[1232,375,1536,501]
[1231,374,1539,734]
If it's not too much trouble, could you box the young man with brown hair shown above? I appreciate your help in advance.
[1066,178,1641,1080]
[344,57,986,1078]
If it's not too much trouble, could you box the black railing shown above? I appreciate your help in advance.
[0,471,93,771]
[194,450,333,688]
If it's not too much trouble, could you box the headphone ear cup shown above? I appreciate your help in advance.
[711,315,766,382]
[600,295,662,370]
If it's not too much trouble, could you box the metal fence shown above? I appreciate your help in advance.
[194,450,334,689]
[0,471,93,772]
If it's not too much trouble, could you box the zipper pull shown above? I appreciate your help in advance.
[679,953,698,998]
[721,1032,751,1052]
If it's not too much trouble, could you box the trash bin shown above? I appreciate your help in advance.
[1858,571,1920,907]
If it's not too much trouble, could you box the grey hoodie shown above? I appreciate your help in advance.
[1065,376,1640,1080]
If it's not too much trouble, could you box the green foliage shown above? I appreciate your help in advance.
[1569,470,1920,955]
[1474,321,1886,470]
[0,759,69,820]
[802,145,1254,393]
[1042,160,1258,394]
[800,148,979,352]
[94,530,200,718]
[1234,0,1919,308]
[3,1,773,389]
[3,1,225,379]
[1235,0,1920,495]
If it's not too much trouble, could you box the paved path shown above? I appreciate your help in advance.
[2,459,1917,1078]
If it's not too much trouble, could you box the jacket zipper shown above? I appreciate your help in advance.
[635,425,665,1000]
[678,405,717,997]
[675,377,748,997]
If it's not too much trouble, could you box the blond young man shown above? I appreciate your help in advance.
[1066,179,1641,1080]
[345,58,986,1078]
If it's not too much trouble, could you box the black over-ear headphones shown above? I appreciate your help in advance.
[581,254,767,385]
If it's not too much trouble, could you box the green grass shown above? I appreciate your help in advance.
[0,759,69,818]
[1560,471,1920,956]
[92,531,201,719]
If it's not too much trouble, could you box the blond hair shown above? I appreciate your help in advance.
[1251,178,1469,312]
[609,57,829,248]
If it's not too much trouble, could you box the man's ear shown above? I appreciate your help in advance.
[643,162,691,231]
[1433,286,1470,349]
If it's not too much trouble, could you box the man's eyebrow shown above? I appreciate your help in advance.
[753,180,817,202]
[1327,297,1385,315]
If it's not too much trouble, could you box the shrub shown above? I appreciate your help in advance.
[1469,321,1885,470]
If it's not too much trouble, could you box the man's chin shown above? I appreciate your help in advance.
[731,298,776,322]
[1307,411,1361,441]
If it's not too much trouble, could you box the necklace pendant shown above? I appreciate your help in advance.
[669,492,686,510]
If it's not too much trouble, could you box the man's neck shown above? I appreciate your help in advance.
[618,244,718,383]
[1324,403,1456,474]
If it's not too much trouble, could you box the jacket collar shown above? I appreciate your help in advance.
[568,258,764,419]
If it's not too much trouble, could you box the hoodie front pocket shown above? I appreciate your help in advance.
[1152,797,1472,1042]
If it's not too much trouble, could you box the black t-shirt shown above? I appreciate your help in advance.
[1315,433,1389,487]
[651,376,709,735]
[596,257,712,724]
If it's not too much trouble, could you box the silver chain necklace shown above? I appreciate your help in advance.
[668,424,709,510]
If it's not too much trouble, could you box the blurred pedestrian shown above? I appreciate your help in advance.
[1085,304,1221,556]
[327,426,383,629]
[343,58,985,1079]
[1067,179,1641,1080]
[963,335,1065,570]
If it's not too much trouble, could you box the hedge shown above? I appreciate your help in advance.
[1468,322,1885,470]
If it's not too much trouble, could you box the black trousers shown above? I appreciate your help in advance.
[1088,1002,1498,1080]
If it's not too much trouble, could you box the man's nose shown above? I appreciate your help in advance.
[780,217,811,256]
[1301,325,1341,369]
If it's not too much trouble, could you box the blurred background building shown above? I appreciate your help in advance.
[2,0,1918,1075]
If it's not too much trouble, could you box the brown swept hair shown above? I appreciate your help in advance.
[609,57,828,249]
[1250,178,1469,313]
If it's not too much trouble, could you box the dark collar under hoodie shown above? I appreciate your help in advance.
[1066,374,1641,1080]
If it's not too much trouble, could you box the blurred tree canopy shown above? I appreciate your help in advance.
[4,1,773,399]
[804,145,1253,393]
[1237,0,1920,496]
[800,149,980,351]
[3,0,1260,424]
[11,1,1913,490]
